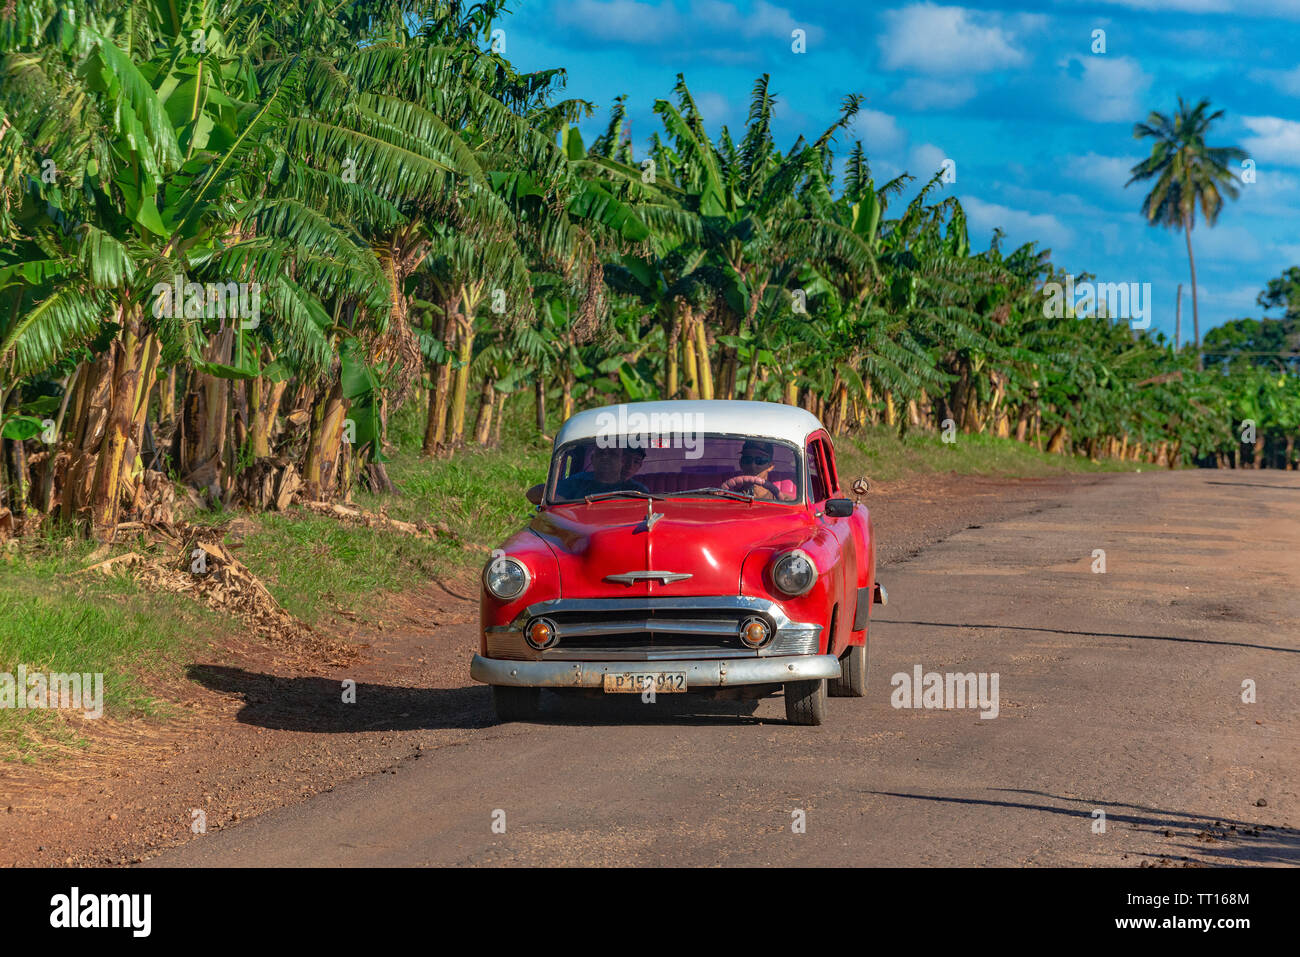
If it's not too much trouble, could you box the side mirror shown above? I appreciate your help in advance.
[525,484,544,506]
[825,498,854,518]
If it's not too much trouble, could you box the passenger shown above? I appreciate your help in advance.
[555,444,651,500]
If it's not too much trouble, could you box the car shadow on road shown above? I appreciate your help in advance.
[186,664,495,732]
[875,619,1297,655]
[867,788,1300,865]
[186,665,773,731]
[530,690,770,727]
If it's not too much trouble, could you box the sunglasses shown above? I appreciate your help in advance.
[739,455,771,466]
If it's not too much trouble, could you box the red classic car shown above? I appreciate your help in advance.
[469,399,883,725]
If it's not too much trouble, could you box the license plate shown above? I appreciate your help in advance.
[603,672,687,694]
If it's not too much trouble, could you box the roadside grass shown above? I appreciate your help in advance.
[232,514,452,624]
[837,426,1137,483]
[0,535,233,763]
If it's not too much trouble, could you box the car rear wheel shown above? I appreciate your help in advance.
[784,678,827,725]
[492,685,541,722]
[828,641,867,697]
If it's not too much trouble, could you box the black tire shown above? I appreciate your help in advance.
[784,678,827,726]
[828,641,867,697]
[492,685,541,722]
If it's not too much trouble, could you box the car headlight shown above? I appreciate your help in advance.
[484,556,530,600]
[771,550,817,596]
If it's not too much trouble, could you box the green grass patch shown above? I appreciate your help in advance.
[234,513,453,623]
[0,539,231,763]
[835,425,1136,483]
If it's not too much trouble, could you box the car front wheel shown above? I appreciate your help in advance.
[492,685,541,722]
[784,678,827,725]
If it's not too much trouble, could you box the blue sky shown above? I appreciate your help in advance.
[496,0,1300,342]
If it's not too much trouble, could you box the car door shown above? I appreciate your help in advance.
[806,432,856,655]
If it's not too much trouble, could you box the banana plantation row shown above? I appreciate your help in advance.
[1,2,1297,542]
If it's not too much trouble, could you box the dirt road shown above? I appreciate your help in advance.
[144,470,1299,867]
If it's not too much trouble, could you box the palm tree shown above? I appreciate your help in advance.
[1127,97,1246,368]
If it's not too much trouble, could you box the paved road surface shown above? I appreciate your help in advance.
[151,470,1300,866]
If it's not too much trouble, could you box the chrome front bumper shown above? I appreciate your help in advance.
[470,653,841,689]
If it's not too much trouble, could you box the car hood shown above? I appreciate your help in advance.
[528,498,812,597]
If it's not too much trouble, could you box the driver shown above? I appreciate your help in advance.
[555,443,650,500]
[731,440,796,500]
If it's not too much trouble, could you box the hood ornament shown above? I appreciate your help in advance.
[606,570,692,585]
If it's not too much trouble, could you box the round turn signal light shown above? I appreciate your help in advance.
[739,616,771,649]
[525,617,558,650]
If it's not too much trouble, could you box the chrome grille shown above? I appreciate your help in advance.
[486,596,822,662]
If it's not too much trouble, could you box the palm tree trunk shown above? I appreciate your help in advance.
[89,313,143,541]
[534,375,547,434]
[304,380,345,499]
[249,375,286,460]
[492,390,508,447]
[692,314,714,400]
[159,366,176,425]
[474,378,495,445]
[449,320,475,445]
[1184,216,1201,370]
[423,305,456,455]
[682,324,699,400]
[742,343,761,401]
[178,325,232,490]
[561,367,575,421]
[666,308,680,399]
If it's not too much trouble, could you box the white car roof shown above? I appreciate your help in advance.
[554,400,826,448]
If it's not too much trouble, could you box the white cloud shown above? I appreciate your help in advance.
[693,91,733,124]
[553,0,681,43]
[1194,282,1267,313]
[692,0,823,42]
[1058,55,1152,123]
[892,77,978,109]
[1241,116,1300,167]
[552,0,822,46]
[961,196,1072,250]
[1084,0,1300,18]
[1237,169,1300,204]
[910,143,950,178]
[849,108,907,153]
[877,3,1033,74]
[1248,66,1300,97]
[1063,152,1141,196]
[1193,225,1264,263]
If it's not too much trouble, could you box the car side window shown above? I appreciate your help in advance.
[822,438,840,494]
[807,439,830,502]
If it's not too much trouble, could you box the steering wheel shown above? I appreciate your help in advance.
[721,474,784,498]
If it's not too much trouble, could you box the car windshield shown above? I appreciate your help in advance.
[548,435,803,505]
